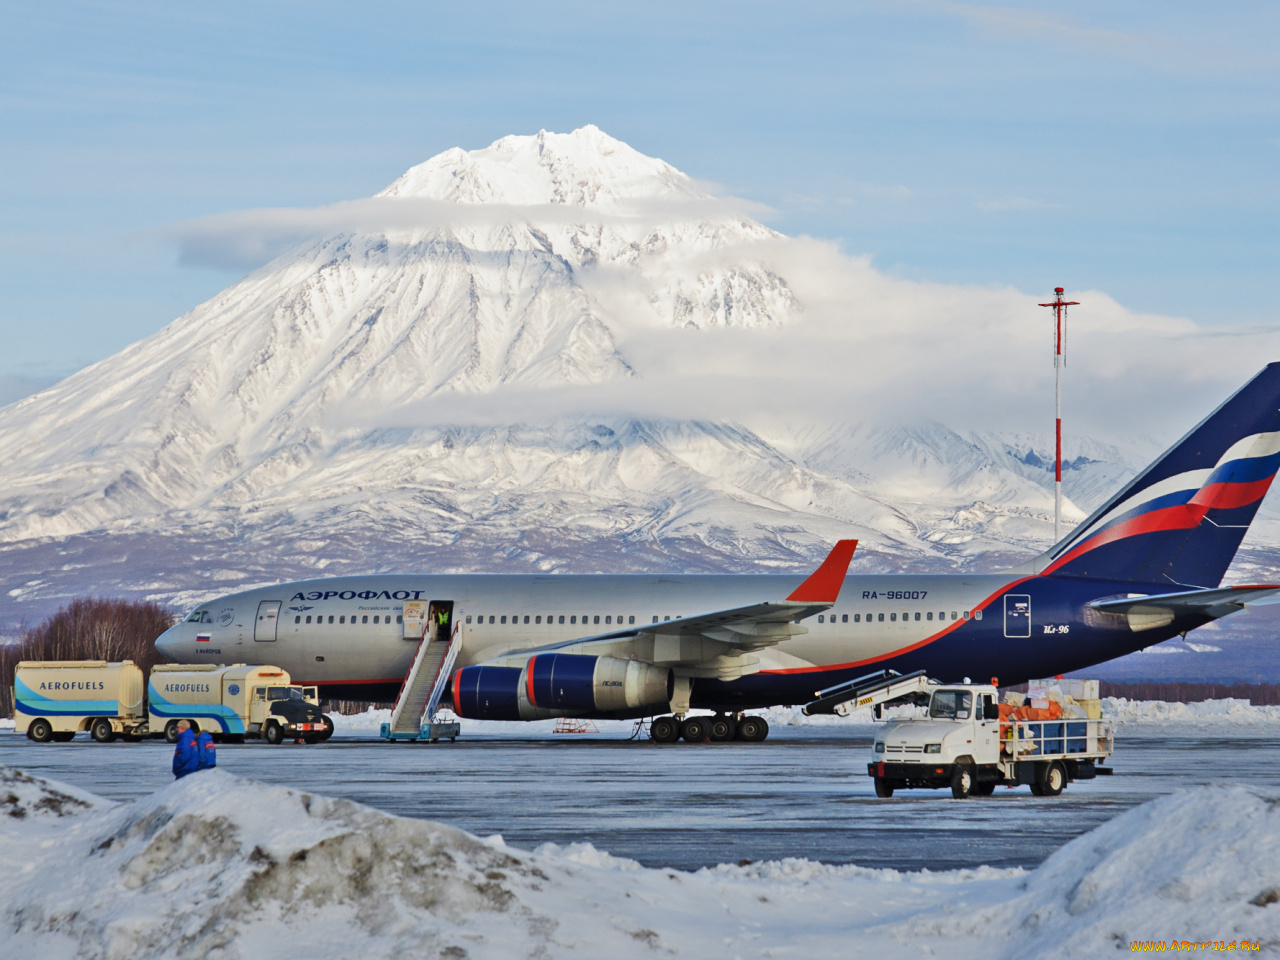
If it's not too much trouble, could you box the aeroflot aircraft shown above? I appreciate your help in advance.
[157,363,1280,742]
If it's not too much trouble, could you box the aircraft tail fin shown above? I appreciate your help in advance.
[1037,363,1280,586]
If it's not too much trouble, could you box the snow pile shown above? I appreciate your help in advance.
[2,766,1275,958]
[1103,697,1280,726]
[0,718,15,732]
[927,784,1280,954]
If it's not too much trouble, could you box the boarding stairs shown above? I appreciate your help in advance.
[802,669,935,717]
[383,625,462,741]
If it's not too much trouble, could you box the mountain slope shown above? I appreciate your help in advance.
[2,125,1266,631]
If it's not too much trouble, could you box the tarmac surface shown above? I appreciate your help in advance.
[3,725,1278,872]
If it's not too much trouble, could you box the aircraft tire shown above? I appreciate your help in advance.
[649,716,680,743]
[680,716,709,743]
[709,716,736,742]
[736,717,769,742]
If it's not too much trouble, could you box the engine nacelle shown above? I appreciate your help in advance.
[526,654,673,715]
[450,656,673,720]
[451,665,523,721]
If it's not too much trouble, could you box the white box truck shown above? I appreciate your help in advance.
[867,681,1114,798]
[803,670,1115,799]
[14,660,147,743]
[148,663,332,744]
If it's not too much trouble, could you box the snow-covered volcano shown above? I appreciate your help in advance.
[4,125,1269,623]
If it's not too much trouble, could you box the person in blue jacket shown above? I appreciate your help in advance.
[196,729,217,771]
[172,720,199,779]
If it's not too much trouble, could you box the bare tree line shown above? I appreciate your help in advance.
[1,598,177,717]
[1100,681,1280,705]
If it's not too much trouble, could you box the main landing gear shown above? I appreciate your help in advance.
[649,713,770,744]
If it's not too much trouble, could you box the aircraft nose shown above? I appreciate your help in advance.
[155,624,182,660]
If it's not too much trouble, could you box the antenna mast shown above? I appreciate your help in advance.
[1038,286,1079,544]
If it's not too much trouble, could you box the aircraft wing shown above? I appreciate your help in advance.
[1089,584,1280,623]
[485,540,858,679]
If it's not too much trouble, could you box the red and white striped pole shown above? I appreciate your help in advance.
[1038,287,1079,543]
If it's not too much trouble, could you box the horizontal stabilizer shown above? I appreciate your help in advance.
[1090,584,1280,629]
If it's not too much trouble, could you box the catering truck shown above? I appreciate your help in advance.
[148,663,333,744]
[803,670,1115,799]
[14,660,147,743]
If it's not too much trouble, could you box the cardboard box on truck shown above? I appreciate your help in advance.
[14,660,146,743]
[148,663,330,743]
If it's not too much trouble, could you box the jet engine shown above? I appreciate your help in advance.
[451,655,673,720]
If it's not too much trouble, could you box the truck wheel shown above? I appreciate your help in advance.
[1038,761,1066,797]
[28,719,53,743]
[709,716,736,742]
[736,716,769,742]
[319,715,335,741]
[950,763,974,799]
[649,716,680,743]
[164,720,181,744]
[90,719,116,743]
[680,716,709,743]
[263,721,285,745]
[874,777,895,798]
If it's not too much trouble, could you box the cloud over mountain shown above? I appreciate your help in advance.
[2,125,1278,617]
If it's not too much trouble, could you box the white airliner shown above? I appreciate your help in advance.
[156,364,1280,742]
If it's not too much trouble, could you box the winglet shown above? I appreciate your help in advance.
[786,540,858,603]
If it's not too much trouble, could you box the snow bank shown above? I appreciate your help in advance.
[1,767,1274,958]
[1103,697,1280,726]
[327,703,913,739]
[0,718,14,732]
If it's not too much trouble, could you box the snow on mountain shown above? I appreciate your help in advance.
[1,767,1275,958]
[0,125,1273,623]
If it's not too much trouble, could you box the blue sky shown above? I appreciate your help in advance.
[1,1,1277,402]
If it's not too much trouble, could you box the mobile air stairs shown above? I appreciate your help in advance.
[381,617,462,742]
[802,669,935,717]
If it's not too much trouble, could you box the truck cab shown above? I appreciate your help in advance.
[871,684,1002,797]
[249,683,326,741]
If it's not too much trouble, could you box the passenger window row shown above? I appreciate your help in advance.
[295,614,404,625]
[462,615,679,626]
[815,611,967,624]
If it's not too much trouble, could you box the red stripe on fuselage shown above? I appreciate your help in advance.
[760,575,1034,676]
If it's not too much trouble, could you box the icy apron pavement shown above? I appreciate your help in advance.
[0,766,1275,959]
[4,705,1280,873]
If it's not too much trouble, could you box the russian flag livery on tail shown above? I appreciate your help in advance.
[156,364,1280,742]
[1035,362,1280,587]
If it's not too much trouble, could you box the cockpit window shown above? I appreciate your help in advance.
[929,690,972,720]
[185,610,213,623]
